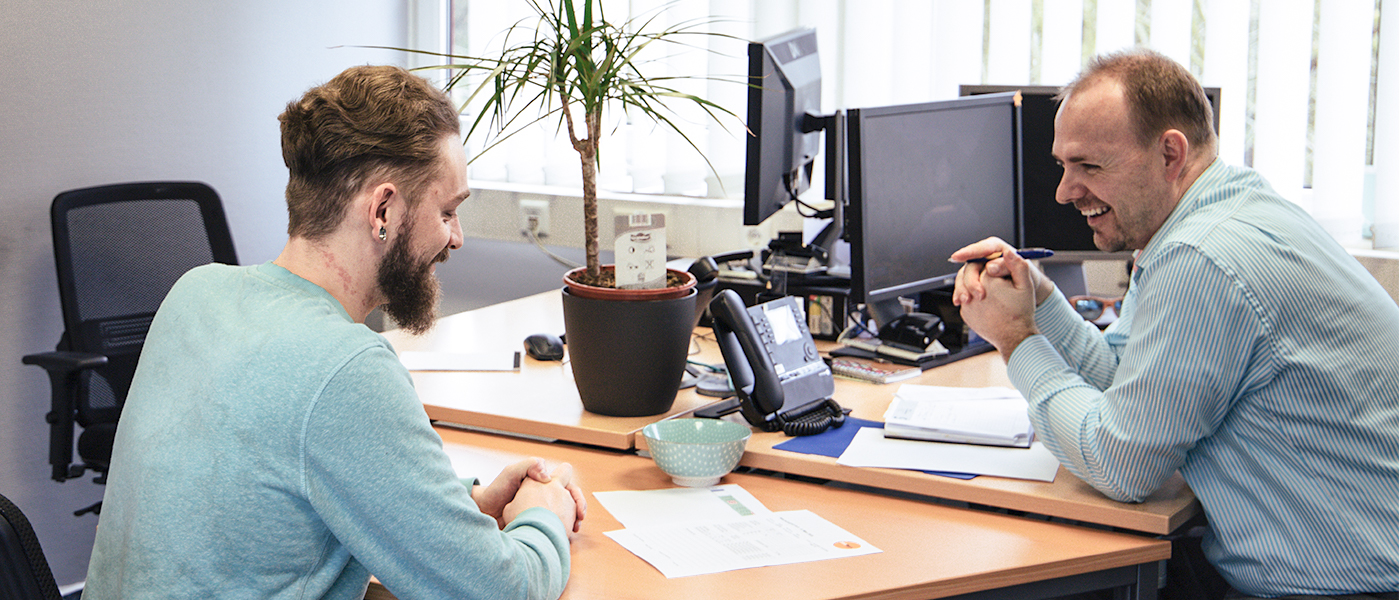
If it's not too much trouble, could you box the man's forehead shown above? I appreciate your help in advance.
[440,138,471,202]
[1055,82,1134,150]
[1059,79,1126,122]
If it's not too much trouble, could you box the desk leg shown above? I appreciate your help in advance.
[1120,560,1159,600]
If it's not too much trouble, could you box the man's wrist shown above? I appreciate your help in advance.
[1034,280,1056,306]
[996,329,1038,363]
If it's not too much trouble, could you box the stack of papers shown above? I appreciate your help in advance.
[883,385,1034,448]
[828,384,1061,483]
[837,428,1061,482]
[596,485,880,578]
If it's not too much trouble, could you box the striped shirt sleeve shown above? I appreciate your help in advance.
[1008,243,1269,502]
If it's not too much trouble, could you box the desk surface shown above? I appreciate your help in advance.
[675,334,1199,535]
[366,426,1169,600]
[384,291,717,449]
[386,291,1198,535]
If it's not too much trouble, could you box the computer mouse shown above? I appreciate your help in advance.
[523,333,565,361]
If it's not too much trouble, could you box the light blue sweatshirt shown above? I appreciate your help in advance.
[85,263,570,600]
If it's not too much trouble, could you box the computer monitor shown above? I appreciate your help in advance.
[743,28,823,226]
[959,84,1221,259]
[845,92,1023,326]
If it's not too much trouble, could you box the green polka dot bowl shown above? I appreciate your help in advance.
[642,418,752,487]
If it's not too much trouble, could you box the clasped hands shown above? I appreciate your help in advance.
[950,237,1056,362]
[473,458,587,537]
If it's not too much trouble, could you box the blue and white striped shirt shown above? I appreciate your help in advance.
[1008,160,1398,597]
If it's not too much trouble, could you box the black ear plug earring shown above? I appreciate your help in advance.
[378,227,387,241]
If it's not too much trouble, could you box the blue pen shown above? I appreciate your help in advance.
[964,248,1055,263]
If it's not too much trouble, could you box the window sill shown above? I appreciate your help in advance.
[469,179,743,210]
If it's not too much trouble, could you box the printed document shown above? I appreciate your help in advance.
[593,484,771,528]
[605,509,880,578]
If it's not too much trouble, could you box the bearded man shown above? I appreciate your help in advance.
[85,65,584,600]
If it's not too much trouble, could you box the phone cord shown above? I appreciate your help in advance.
[781,401,847,436]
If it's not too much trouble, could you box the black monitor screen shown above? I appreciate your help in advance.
[846,93,1022,323]
[744,28,822,226]
[959,85,1220,258]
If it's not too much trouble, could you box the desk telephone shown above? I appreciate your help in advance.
[702,289,847,436]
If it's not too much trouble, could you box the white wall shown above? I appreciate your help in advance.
[0,0,408,586]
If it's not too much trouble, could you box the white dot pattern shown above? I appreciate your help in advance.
[644,419,751,486]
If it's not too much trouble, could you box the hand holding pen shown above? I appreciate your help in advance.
[963,247,1055,264]
[949,239,1054,361]
[949,239,1057,308]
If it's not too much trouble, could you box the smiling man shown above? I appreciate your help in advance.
[85,66,584,600]
[952,50,1397,600]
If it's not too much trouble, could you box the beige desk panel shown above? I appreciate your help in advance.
[366,427,1170,600]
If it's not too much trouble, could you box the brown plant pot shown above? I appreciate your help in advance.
[563,265,697,300]
[561,266,698,417]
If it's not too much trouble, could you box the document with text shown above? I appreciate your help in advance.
[594,484,771,529]
[605,509,881,578]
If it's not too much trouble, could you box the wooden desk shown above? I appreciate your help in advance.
[674,334,1199,535]
[389,291,1198,535]
[384,291,717,449]
[366,426,1170,600]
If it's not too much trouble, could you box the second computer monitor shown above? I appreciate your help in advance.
[744,28,823,226]
[845,92,1023,325]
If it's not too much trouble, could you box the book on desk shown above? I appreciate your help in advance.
[881,384,1035,448]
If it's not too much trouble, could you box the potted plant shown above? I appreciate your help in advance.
[416,0,739,416]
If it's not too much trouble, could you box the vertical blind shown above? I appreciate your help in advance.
[436,0,1396,249]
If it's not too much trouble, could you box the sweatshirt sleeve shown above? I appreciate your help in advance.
[299,343,570,600]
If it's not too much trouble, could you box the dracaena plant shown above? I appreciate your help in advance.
[410,0,741,287]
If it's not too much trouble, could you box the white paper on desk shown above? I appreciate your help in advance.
[605,510,880,578]
[594,484,771,529]
[838,427,1061,482]
[399,351,520,372]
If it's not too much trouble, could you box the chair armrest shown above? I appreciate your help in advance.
[22,351,108,374]
[22,351,109,481]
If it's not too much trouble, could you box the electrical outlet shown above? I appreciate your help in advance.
[519,198,550,239]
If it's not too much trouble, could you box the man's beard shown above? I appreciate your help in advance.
[376,223,449,336]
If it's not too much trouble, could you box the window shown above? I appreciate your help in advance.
[416,0,1396,250]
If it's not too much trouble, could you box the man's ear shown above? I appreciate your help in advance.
[366,182,399,241]
[1160,129,1190,182]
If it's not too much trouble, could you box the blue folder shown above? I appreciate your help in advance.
[772,417,977,480]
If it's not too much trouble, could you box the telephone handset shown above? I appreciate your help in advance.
[706,289,846,436]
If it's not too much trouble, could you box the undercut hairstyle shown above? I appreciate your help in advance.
[279,65,461,240]
[1059,49,1217,157]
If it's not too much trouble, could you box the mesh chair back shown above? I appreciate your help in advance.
[0,493,62,600]
[50,182,238,428]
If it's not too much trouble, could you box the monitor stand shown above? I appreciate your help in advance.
[762,174,849,278]
[763,232,830,275]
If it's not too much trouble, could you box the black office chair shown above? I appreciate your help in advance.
[0,492,63,600]
[22,182,238,515]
